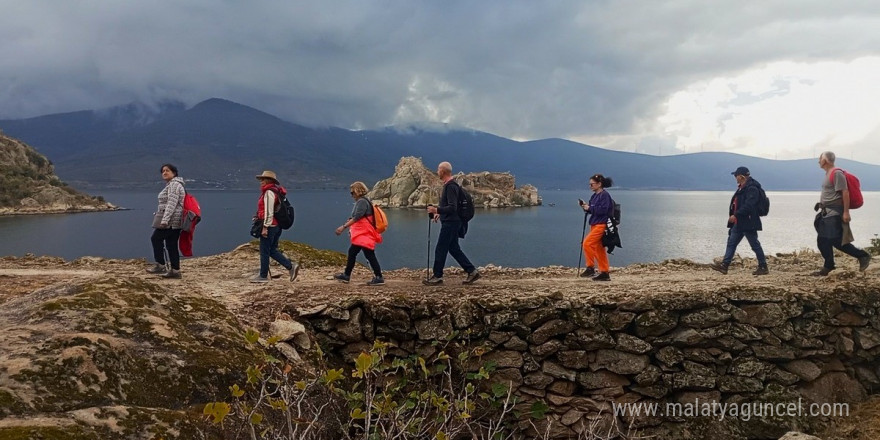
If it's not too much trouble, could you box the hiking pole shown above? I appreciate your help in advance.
[426,212,433,281]
[577,210,588,277]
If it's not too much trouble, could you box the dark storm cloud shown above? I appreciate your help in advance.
[1,0,879,143]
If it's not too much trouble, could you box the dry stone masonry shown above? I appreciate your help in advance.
[294,287,880,439]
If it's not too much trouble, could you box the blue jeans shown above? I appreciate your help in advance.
[259,226,292,278]
[433,221,476,278]
[722,225,767,267]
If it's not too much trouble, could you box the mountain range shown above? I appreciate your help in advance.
[1,98,878,191]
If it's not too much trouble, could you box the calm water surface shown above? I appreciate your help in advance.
[1,190,878,270]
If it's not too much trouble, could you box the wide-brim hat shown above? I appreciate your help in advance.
[255,170,279,183]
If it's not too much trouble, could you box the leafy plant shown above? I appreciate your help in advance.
[203,331,529,440]
[868,234,880,256]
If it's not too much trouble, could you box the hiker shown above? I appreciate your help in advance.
[251,171,300,283]
[333,181,385,285]
[812,152,871,276]
[579,174,614,281]
[424,161,481,285]
[710,166,769,275]
[146,163,185,279]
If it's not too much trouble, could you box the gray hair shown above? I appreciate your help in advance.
[820,151,836,163]
[438,161,452,174]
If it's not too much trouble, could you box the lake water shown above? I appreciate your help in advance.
[0,190,877,270]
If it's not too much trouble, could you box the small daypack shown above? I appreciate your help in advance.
[270,186,295,230]
[830,168,863,209]
[756,186,770,217]
[180,192,202,233]
[458,184,475,222]
[369,200,388,233]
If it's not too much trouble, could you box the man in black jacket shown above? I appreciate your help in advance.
[424,161,480,285]
[710,166,769,275]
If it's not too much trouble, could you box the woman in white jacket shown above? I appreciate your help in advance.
[146,163,185,278]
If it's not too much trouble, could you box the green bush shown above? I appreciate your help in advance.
[203,331,535,440]
[868,234,880,256]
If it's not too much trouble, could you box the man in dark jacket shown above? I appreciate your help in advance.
[710,166,769,275]
[424,161,480,285]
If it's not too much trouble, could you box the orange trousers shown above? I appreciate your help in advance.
[582,223,609,272]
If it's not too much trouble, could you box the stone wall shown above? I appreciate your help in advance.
[292,288,880,439]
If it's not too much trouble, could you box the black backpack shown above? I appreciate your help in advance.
[270,187,295,230]
[756,186,770,217]
[458,184,475,222]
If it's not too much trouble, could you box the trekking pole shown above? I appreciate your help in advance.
[426,214,432,281]
[577,211,588,277]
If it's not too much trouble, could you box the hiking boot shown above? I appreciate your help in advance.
[709,262,729,275]
[422,276,443,285]
[592,272,611,281]
[160,269,181,279]
[811,267,833,277]
[289,263,300,282]
[580,267,596,277]
[752,266,769,276]
[859,255,872,272]
[146,263,166,274]
[250,275,270,283]
[333,273,350,283]
[463,270,481,284]
[366,276,385,286]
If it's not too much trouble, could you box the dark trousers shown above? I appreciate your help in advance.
[816,214,869,269]
[722,225,767,267]
[345,245,382,277]
[151,228,181,270]
[817,237,869,270]
[259,226,292,277]
[433,221,475,278]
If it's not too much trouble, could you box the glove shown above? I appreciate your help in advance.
[813,202,821,212]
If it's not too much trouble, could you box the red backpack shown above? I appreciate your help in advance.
[830,168,863,209]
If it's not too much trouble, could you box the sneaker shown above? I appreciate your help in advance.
[250,275,270,283]
[752,266,769,276]
[289,263,300,281]
[422,276,443,285]
[146,263,166,274]
[580,267,596,278]
[709,262,729,275]
[366,276,385,286]
[592,272,611,281]
[160,269,181,279]
[333,273,350,283]
[859,255,872,272]
[463,270,481,284]
[811,267,833,277]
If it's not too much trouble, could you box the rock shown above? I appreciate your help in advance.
[557,350,592,369]
[591,350,650,375]
[656,346,685,367]
[777,432,823,440]
[483,350,524,369]
[854,328,880,350]
[736,303,789,327]
[531,340,564,358]
[798,372,867,404]
[542,361,577,381]
[523,372,555,389]
[577,370,630,389]
[783,360,822,382]
[547,380,577,396]
[681,307,731,328]
[615,334,652,354]
[415,315,453,340]
[269,319,307,341]
[529,319,577,345]
[367,157,541,208]
[564,328,616,350]
[335,308,363,342]
[276,342,302,363]
[635,310,678,337]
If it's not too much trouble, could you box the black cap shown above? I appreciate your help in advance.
[731,166,750,176]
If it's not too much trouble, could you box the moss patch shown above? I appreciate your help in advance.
[247,240,349,267]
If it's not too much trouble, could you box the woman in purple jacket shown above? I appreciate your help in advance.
[579,174,614,281]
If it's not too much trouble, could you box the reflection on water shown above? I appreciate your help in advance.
[1,190,877,270]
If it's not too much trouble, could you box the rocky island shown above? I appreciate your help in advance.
[0,243,878,439]
[0,132,118,215]
[368,156,541,208]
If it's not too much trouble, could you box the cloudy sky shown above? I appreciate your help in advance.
[2,1,880,164]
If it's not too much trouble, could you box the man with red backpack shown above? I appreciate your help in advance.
[813,151,871,276]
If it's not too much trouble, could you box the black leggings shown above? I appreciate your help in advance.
[151,228,181,270]
[345,244,382,277]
